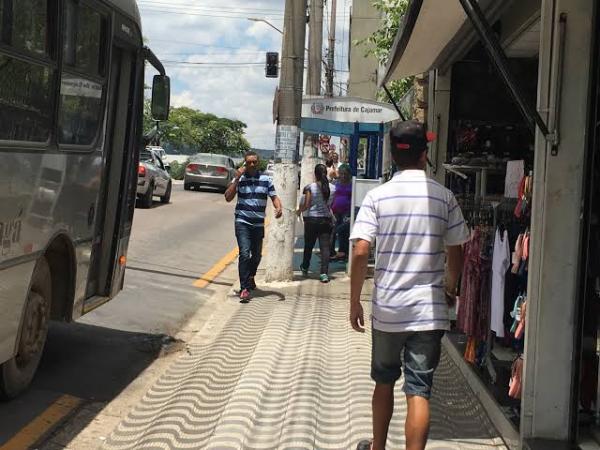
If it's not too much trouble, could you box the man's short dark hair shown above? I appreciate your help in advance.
[389,120,430,169]
[390,144,425,168]
[244,150,258,160]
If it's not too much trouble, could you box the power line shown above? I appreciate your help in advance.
[147,39,271,51]
[139,1,360,17]
[140,6,282,19]
[158,51,265,56]
[140,8,283,20]
[158,61,266,69]
[139,3,366,20]
[138,1,284,14]
[163,60,263,65]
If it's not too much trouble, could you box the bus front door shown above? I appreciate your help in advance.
[83,44,141,314]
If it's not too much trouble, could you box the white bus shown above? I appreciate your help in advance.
[0,0,170,398]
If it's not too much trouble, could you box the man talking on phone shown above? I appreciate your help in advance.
[225,151,283,303]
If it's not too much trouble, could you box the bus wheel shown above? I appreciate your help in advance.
[161,181,172,204]
[141,181,154,208]
[0,257,51,400]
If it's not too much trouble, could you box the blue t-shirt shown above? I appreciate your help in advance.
[235,172,276,227]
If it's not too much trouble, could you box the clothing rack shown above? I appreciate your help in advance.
[459,197,520,384]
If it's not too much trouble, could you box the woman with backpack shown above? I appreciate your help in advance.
[298,164,335,283]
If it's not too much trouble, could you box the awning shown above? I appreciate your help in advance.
[379,0,556,151]
[379,0,509,86]
[300,96,399,136]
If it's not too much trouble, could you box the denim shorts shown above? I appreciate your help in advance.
[371,329,444,399]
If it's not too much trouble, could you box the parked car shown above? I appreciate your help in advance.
[184,153,237,192]
[137,149,172,208]
[146,146,170,170]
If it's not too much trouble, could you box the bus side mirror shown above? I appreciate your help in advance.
[151,75,170,121]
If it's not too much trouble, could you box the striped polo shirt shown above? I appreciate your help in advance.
[350,170,470,333]
[235,172,276,227]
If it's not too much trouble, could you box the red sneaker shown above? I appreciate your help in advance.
[240,289,251,303]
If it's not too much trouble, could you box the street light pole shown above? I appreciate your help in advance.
[263,0,307,283]
[247,17,284,35]
[326,0,337,97]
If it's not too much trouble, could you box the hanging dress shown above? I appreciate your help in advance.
[458,229,481,338]
[490,228,510,338]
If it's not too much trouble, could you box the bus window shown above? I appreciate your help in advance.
[58,75,103,146]
[0,0,50,57]
[62,1,107,77]
[62,0,75,66]
[77,4,104,76]
[0,55,53,142]
[58,1,107,146]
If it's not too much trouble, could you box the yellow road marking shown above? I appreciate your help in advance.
[1,394,82,450]
[193,217,272,288]
[193,247,239,288]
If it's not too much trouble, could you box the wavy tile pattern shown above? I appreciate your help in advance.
[103,293,506,450]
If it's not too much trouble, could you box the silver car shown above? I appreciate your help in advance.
[184,153,237,192]
[137,149,172,208]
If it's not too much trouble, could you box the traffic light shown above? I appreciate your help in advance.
[266,52,279,78]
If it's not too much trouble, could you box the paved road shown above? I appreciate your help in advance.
[0,184,238,448]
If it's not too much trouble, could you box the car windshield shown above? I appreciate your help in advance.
[191,154,229,166]
[140,150,154,164]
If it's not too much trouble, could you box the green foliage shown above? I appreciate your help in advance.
[167,160,187,180]
[354,0,413,103]
[144,101,251,156]
[356,0,409,64]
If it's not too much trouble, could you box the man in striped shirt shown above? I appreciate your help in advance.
[350,121,469,450]
[225,151,282,303]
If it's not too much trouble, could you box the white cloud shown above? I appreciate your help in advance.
[140,0,352,150]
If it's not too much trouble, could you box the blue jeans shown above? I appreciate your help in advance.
[371,329,444,399]
[235,222,264,290]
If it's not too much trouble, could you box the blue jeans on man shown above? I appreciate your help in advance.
[235,222,264,290]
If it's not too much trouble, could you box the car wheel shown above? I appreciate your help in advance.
[141,181,154,208]
[0,257,51,400]
[161,181,172,204]
[184,183,191,191]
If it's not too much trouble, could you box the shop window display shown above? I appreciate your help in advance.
[444,54,537,428]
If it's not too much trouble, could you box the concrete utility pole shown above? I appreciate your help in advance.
[300,0,324,193]
[264,0,307,282]
[326,0,337,97]
[308,0,324,95]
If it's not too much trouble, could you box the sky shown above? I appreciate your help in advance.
[139,0,352,150]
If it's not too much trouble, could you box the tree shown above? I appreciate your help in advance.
[144,102,251,156]
[355,0,412,103]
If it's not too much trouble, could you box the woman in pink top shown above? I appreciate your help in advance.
[331,164,352,260]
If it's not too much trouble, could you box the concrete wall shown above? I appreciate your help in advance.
[348,0,380,100]
[427,69,452,185]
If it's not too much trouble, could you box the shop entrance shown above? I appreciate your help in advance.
[443,43,539,430]
[575,6,600,446]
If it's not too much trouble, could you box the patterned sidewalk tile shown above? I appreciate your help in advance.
[102,290,507,450]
